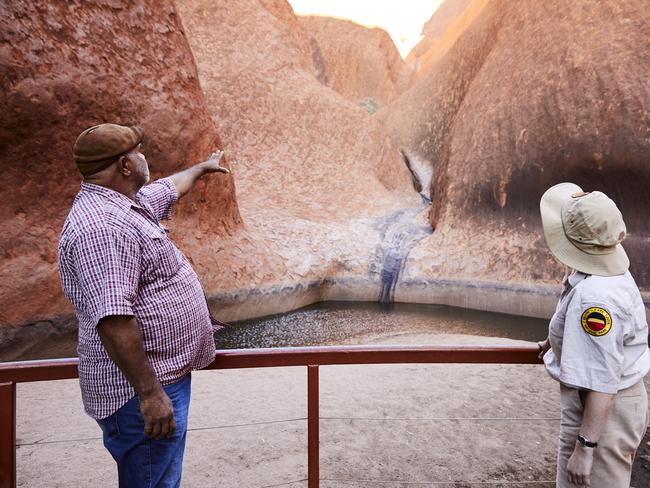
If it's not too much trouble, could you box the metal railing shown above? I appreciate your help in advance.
[0,344,542,488]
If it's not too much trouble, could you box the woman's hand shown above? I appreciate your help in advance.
[537,337,550,359]
[567,444,594,486]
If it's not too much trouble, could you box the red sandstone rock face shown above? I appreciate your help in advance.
[423,0,474,40]
[388,0,650,287]
[406,0,473,66]
[178,0,415,215]
[175,0,419,308]
[13,0,642,335]
[299,16,414,108]
[0,1,240,326]
[406,0,489,74]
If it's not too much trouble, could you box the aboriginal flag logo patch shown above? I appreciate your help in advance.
[580,307,612,337]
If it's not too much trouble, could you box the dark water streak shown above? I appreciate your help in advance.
[373,206,432,305]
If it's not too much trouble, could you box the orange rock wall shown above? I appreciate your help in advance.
[174,0,420,319]
[406,0,473,66]
[408,0,490,75]
[0,1,240,326]
[391,0,650,287]
[177,0,415,219]
[5,0,648,337]
[299,16,414,107]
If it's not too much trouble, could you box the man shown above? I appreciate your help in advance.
[537,183,649,487]
[58,123,230,487]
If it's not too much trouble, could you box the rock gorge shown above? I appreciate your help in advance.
[175,0,421,320]
[2,0,649,349]
[382,0,650,297]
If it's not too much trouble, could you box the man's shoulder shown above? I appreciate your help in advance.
[60,195,138,247]
[136,178,177,202]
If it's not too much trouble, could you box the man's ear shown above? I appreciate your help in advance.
[117,154,132,176]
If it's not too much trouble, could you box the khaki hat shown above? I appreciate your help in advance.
[540,182,629,276]
[73,123,144,176]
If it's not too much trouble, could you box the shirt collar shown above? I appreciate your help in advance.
[568,270,589,287]
[79,182,145,211]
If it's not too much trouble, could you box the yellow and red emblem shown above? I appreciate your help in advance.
[580,307,612,337]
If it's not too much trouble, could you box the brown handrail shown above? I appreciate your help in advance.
[0,344,542,488]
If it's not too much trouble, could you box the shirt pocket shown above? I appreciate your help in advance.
[142,230,182,282]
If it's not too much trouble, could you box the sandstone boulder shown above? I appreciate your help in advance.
[299,16,414,109]
[406,0,489,74]
[406,0,473,66]
[175,0,420,316]
[385,0,650,288]
[0,0,240,327]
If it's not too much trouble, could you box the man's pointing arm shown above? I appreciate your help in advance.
[168,150,230,199]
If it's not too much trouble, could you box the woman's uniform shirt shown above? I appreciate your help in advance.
[544,271,650,394]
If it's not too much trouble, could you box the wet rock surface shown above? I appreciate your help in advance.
[3,2,648,483]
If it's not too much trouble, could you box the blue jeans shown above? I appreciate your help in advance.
[96,374,191,488]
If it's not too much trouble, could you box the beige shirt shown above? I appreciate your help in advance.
[544,270,650,394]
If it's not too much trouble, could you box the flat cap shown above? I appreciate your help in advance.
[73,123,144,176]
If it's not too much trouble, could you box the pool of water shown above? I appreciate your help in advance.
[2,302,549,361]
[215,301,548,349]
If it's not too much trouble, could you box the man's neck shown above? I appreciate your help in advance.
[83,178,140,201]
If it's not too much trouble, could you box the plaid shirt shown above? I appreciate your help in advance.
[58,178,216,419]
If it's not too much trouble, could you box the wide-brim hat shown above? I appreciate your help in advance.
[540,182,629,276]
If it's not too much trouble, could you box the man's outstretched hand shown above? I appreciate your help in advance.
[169,150,231,198]
[201,150,230,174]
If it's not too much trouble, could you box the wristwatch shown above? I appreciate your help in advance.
[577,435,598,448]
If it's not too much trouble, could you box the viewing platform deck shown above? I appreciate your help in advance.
[2,335,649,487]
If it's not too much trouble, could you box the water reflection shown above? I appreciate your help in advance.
[216,301,548,349]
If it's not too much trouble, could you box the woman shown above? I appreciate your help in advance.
[538,182,649,488]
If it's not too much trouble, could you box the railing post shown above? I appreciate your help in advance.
[0,382,16,488]
[307,365,319,488]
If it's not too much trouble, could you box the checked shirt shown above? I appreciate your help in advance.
[58,178,216,419]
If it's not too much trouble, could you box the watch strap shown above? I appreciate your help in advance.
[577,435,598,448]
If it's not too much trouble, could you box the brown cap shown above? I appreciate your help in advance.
[73,123,144,176]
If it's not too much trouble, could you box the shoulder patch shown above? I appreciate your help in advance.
[580,307,612,337]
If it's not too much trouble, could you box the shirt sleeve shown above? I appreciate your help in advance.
[136,178,179,221]
[72,227,141,327]
[558,291,626,394]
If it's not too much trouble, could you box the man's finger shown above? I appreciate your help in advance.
[158,419,170,440]
[167,417,177,438]
[218,167,230,174]
[144,420,153,438]
[150,420,162,440]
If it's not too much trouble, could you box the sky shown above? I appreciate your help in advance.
[288,0,445,58]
